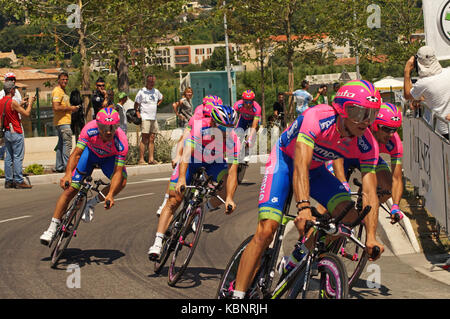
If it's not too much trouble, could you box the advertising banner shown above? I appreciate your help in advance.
[422,0,450,60]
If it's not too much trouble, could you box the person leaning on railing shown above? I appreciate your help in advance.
[403,45,450,139]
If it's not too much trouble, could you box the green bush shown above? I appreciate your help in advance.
[24,164,44,175]
[125,133,176,165]
[0,168,4,176]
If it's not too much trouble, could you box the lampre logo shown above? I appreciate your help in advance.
[336,90,356,98]
[357,136,372,153]
[313,145,339,160]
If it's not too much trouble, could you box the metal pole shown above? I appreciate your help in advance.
[36,88,41,137]
[223,0,233,105]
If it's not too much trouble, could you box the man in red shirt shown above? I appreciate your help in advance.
[0,81,34,189]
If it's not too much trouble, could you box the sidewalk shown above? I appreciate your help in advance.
[1,141,449,286]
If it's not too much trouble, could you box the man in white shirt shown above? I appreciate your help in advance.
[404,46,450,138]
[134,74,163,165]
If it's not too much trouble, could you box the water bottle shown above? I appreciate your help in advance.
[282,242,309,274]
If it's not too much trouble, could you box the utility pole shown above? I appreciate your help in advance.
[223,0,233,105]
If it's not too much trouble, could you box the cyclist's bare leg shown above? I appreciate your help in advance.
[234,219,279,294]
[52,187,78,220]
[207,173,228,209]
[156,189,183,235]
[139,133,150,163]
[97,177,127,201]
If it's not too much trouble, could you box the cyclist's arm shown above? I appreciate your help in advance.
[225,163,238,212]
[293,141,313,202]
[391,163,403,206]
[361,171,380,243]
[332,158,347,183]
[104,164,124,208]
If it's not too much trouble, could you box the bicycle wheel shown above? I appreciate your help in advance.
[153,209,185,274]
[167,205,205,286]
[331,224,368,288]
[50,195,86,268]
[287,253,349,299]
[216,235,253,299]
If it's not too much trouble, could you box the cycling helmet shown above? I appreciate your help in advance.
[96,107,120,126]
[210,104,237,128]
[371,103,402,132]
[332,80,381,123]
[242,90,255,100]
[203,95,223,105]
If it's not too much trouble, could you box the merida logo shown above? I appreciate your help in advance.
[336,90,356,98]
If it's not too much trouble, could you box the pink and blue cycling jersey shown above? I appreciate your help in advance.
[233,99,261,129]
[76,120,128,167]
[281,104,379,173]
[379,132,403,165]
[186,119,241,165]
[258,104,380,222]
[192,103,213,120]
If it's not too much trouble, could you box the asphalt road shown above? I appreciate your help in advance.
[0,164,449,299]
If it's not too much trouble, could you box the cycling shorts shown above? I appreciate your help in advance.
[169,160,228,191]
[71,147,127,190]
[236,117,253,131]
[258,144,350,223]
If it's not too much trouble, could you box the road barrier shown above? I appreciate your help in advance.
[403,103,450,237]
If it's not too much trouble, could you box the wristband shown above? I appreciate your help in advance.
[297,206,312,213]
[296,200,310,208]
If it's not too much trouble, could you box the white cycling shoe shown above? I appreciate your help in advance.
[40,229,56,246]
[148,244,162,261]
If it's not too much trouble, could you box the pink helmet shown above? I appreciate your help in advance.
[203,95,223,106]
[332,80,381,123]
[242,90,255,100]
[96,107,120,126]
[372,103,402,131]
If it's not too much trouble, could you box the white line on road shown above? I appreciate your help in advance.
[0,215,32,224]
[115,193,155,202]
[127,178,170,185]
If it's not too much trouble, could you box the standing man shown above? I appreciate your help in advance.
[330,82,340,102]
[285,80,313,116]
[272,92,286,129]
[312,84,328,105]
[0,72,24,160]
[134,74,163,165]
[404,46,450,139]
[90,77,110,120]
[0,81,34,189]
[53,71,79,173]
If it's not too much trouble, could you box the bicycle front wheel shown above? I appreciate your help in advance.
[331,224,368,288]
[287,252,349,299]
[50,196,86,268]
[167,205,205,286]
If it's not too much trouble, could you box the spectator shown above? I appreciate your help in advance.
[330,82,340,102]
[90,77,109,120]
[284,79,312,116]
[313,84,328,105]
[404,45,450,139]
[52,71,79,173]
[272,92,286,128]
[115,92,128,134]
[0,72,24,160]
[173,87,193,128]
[0,80,34,189]
[134,74,163,165]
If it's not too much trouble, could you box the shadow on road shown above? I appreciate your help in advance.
[41,248,125,270]
[203,224,219,233]
[147,266,223,289]
[349,278,392,299]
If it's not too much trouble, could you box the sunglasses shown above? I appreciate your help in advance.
[97,84,105,87]
[345,104,379,124]
[378,125,398,134]
[98,123,119,133]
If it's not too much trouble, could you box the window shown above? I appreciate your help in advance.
[175,48,189,56]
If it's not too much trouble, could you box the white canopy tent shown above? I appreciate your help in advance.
[374,76,404,92]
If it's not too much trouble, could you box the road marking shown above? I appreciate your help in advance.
[0,215,32,224]
[127,178,169,185]
[115,193,155,202]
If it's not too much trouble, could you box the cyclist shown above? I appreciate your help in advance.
[328,102,404,223]
[156,95,222,217]
[40,107,128,245]
[148,103,241,260]
[231,80,384,299]
[233,90,261,160]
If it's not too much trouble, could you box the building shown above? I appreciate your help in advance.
[0,50,19,66]
[152,43,240,69]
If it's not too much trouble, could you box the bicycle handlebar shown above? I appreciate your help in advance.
[105,200,111,209]
[370,246,381,259]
